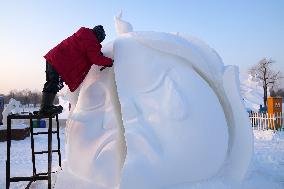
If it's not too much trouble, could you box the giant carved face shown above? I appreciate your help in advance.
[114,36,228,189]
[56,17,253,189]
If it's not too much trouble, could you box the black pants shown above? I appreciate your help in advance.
[43,62,64,94]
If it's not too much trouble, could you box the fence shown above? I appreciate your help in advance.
[249,112,283,131]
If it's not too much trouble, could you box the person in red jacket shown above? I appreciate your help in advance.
[39,25,113,116]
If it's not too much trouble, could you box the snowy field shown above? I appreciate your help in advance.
[0,128,65,189]
[0,129,283,189]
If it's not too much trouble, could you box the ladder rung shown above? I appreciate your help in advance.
[33,131,58,135]
[10,175,48,182]
[34,150,59,154]
[36,171,57,176]
[36,172,48,176]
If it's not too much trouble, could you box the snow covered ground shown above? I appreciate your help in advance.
[0,129,283,189]
[0,128,65,189]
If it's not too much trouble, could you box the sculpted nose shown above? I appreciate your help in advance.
[161,77,189,121]
[120,98,141,123]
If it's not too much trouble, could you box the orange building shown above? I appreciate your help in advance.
[267,97,282,129]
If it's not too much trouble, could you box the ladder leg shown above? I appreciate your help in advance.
[56,115,62,167]
[30,118,37,177]
[48,117,52,189]
[6,117,11,189]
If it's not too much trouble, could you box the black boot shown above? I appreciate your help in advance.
[38,92,63,116]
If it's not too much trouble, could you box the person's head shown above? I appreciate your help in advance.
[92,25,106,43]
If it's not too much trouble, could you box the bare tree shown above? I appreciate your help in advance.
[30,90,41,107]
[22,89,31,106]
[3,89,42,107]
[249,58,282,109]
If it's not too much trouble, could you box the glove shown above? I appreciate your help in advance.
[100,60,113,71]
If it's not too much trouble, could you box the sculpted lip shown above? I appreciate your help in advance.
[93,131,117,160]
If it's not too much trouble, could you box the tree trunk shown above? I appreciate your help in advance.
[263,86,267,109]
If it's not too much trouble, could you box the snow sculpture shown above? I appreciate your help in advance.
[2,98,22,127]
[114,11,133,34]
[55,14,253,189]
[115,36,228,189]
[57,95,71,119]
[241,74,265,111]
[62,67,126,188]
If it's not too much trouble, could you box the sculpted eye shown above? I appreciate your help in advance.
[142,69,171,93]
[76,82,107,111]
[161,76,188,120]
[139,67,189,121]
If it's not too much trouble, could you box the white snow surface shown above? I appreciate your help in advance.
[58,95,71,120]
[1,130,284,189]
[0,128,65,189]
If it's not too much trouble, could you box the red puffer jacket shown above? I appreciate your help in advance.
[44,27,113,92]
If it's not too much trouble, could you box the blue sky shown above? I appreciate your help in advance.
[0,0,283,94]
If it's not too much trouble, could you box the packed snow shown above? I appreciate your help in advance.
[1,130,284,188]
[53,14,252,189]
[241,75,266,111]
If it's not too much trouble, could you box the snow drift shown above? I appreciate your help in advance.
[54,14,253,189]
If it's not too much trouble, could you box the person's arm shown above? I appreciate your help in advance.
[87,46,113,66]
[78,28,113,67]
[83,39,113,66]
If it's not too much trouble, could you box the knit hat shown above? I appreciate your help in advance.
[92,25,106,43]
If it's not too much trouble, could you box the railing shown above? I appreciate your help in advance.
[248,112,283,131]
